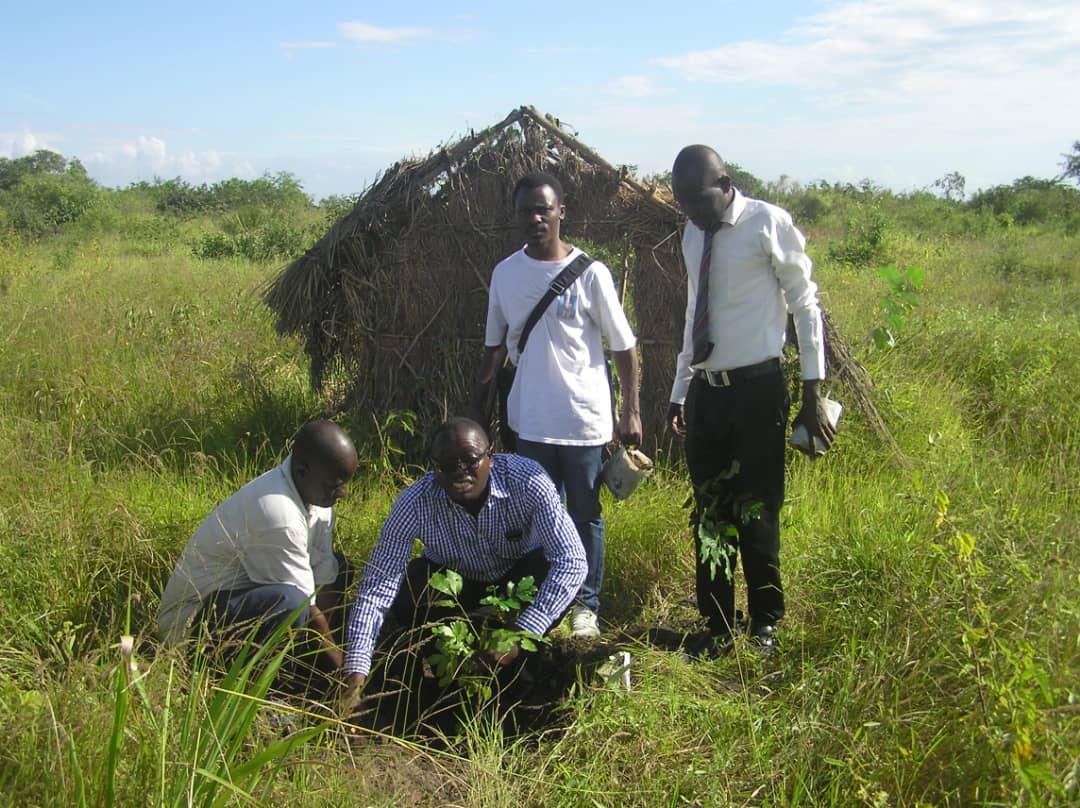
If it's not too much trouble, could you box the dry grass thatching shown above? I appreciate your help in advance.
[264,105,895,460]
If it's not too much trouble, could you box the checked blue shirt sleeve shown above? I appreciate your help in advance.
[343,490,422,678]
[509,460,587,637]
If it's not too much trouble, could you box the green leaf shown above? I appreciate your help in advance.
[871,327,895,350]
[876,263,903,287]
[429,569,464,598]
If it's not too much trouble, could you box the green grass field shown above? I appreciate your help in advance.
[0,182,1077,806]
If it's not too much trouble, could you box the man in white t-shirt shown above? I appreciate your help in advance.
[157,420,359,676]
[471,173,642,638]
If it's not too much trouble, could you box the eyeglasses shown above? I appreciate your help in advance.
[431,450,491,475]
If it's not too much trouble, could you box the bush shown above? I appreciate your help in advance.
[968,177,1080,227]
[318,194,360,226]
[0,151,106,235]
[132,178,215,214]
[0,172,106,235]
[192,220,316,262]
[139,172,314,217]
[212,172,310,211]
[825,203,892,266]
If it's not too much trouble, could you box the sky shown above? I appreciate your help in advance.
[2,0,1078,201]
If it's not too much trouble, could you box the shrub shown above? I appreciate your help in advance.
[192,221,315,262]
[318,194,360,226]
[140,172,314,217]
[968,176,1080,227]
[0,173,105,234]
[0,151,107,235]
[826,203,892,266]
[135,177,215,214]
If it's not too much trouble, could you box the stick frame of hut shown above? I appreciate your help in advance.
[264,105,896,462]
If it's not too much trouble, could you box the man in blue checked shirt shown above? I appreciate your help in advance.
[340,417,587,709]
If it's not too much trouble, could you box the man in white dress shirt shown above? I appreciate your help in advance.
[157,420,359,676]
[666,145,835,657]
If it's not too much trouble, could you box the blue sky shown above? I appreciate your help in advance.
[3,1,1078,200]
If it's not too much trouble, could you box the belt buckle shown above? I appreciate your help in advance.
[705,369,732,387]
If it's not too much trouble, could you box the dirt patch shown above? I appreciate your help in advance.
[345,626,642,744]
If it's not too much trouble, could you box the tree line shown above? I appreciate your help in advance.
[2,144,1079,240]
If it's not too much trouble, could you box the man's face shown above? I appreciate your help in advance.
[672,156,733,232]
[431,428,493,509]
[294,456,358,509]
[515,184,565,251]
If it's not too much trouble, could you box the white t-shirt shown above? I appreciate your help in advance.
[484,246,637,446]
[156,457,339,645]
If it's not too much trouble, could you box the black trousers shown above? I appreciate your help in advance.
[390,550,552,631]
[685,369,791,633]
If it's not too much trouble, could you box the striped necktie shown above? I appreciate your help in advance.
[690,227,717,365]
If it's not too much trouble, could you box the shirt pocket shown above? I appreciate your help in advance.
[490,525,527,563]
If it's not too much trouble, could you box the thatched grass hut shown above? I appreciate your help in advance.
[265,105,891,460]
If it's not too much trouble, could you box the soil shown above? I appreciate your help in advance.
[343,619,702,744]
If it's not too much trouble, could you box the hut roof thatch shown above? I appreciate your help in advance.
[265,105,894,460]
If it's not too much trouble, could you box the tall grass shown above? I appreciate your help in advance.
[0,198,1077,805]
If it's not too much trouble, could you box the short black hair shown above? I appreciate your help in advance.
[672,145,725,181]
[513,172,565,205]
[428,416,490,457]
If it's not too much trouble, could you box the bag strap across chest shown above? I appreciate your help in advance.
[517,252,593,356]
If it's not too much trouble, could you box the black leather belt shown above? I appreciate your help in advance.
[694,358,781,387]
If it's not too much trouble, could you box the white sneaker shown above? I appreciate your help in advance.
[568,605,601,639]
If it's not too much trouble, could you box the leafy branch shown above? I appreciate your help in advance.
[871,263,925,350]
[424,570,546,699]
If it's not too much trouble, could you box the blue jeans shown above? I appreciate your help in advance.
[516,439,605,613]
[202,583,312,645]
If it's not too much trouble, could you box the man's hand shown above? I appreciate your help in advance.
[339,672,367,720]
[481,639,522,668]
[322,646,344,672]
[667,402,686,436]
[307,605,344,671]
[791,380,836,457]
[615,410,643,447]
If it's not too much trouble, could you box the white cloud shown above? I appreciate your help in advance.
[0,130,61,158]
[644,0,1080,190]
[607,75,658,98]
[83,135,255,187]
[655,0,1080,104]
[338,21,434,44]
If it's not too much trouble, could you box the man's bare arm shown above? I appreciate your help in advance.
[611,348,642,446]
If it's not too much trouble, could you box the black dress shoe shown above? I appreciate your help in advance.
[684,631,733,661]
[748,622,777,657]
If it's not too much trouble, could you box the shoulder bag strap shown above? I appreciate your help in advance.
[517,252,593,356]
